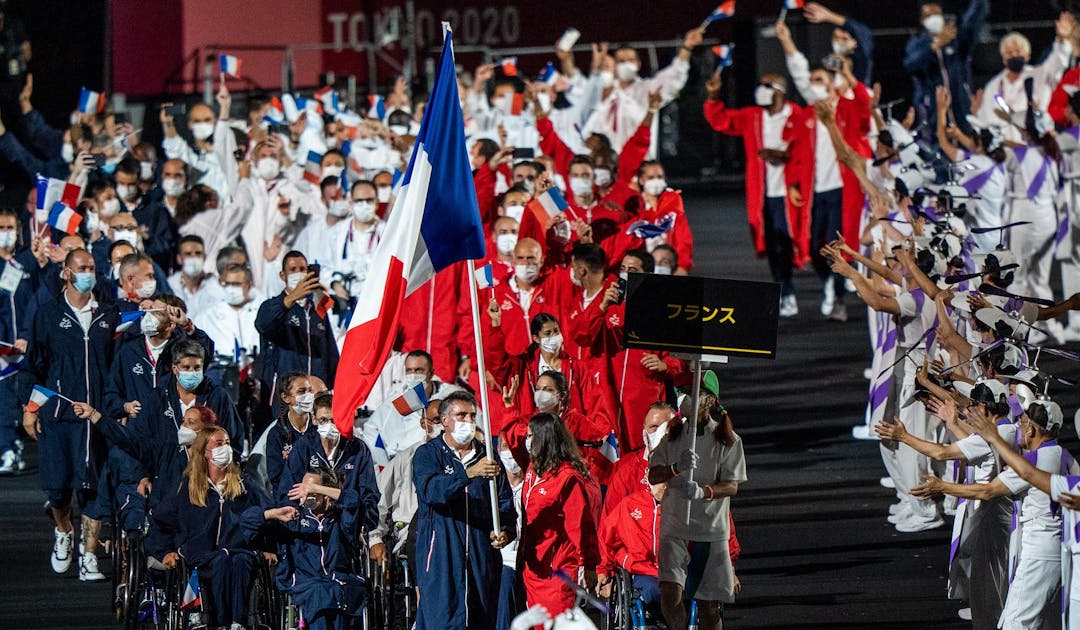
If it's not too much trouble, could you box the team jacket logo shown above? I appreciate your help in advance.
[536,296,545,304]
[59,319,72,329]
[309,455,320,468]
[608,313,621,326]
[282,443,293,459]
[538,488,547,495]
[630,508,643,520]
[99,321,109,328]
[501,300,514,311]
[132,364,145,376]
[444,465,454,475]
[289,315,301,327]
[344,462,354,470]
[164,407,175,419]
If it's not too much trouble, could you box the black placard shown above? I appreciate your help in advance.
[623,274,780,359]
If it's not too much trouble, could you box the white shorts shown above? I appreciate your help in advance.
[657,535,734,603]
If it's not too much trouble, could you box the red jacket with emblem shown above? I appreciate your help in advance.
[598,489,660,578]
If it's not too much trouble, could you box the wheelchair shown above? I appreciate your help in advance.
[602,569,663,630]
[169,552,281,630]
[363,526,415,630]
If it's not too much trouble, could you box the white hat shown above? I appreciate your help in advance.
[954,377,1008,404]
[974,307,1023,340]
[1028,399,1063,432]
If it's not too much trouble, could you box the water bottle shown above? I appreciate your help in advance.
[688,599,699,630]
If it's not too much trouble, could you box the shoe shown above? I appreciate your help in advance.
[820,277,835,316]
[844,278,856,293]
[888,502,905,516]
[51,527,74,573]
[958,608,972,621]
[229,623,247,630]
[886,503,912,524]
[879,476,895,489]
[0,450,15,475]
[863,367,873,380]
[79,553,106,582]
[828,302,848,322]
[851,425,875,440]
[895,517,944,533]
[1064,325,1080,342]
[779,294,799,318]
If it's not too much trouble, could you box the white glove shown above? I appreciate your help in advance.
[675,448,699,475]
[684,481,706,501]
[511,604,552,630]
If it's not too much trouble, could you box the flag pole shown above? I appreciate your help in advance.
[686,357,702,525]
[466,257,502,533]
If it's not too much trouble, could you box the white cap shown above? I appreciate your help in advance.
[954,377,1008,404]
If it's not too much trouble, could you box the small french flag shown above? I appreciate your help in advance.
[314,86,339,115]
[265,96,285,123]
[282,94,301,123]
[600,431,620,463]
[528,187,569,224]
[392,382,429,416]
[78,87,106,115]
[367,94,386,120]
[48,202,83,236]
[500,56,518,77]
[35,175,83,214]
[26,384,59,414]
[303,150,323,185]
[784,0,805,8]
[538,62,559,85]
[114,310,145,337]
[713,44,735,69]
[371,433,390,471]
[314,293,334,320]
[474,263,495,290]
[181,568,201,609]
[705,0,736,22]
[0,354,25,378]
[218,54,242,77]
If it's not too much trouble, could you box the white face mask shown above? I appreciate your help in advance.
[503,204,525,222]
[754,85,775,107]
[61,143,75,164]
[642,178,667,196]
[210,444,233,467]
[832,41,853,56]
[525,436,534,453]
[534,389,558,411]
[389,124,409,137]
[328,199,350,217]
[317,422,340,442]
[538,334,563,355]
[923,14,944,35]
[616,62,639,82]
[833,73,846,90]
[377,186,392,203]
[292,392,315,415]
[177,425,197,447]
[644,421,669,450]
[223,284,247,306]
[569,265,582,287]
[426,422,443,440]
[450,420,476,444]
[140,161,154,181]
[162,178,186,197]
[499,451,521,474]
[256,157,281,180]
[135,278,157,299]
[352,201,377,222]
[553,220,572,242]
[101,198,121,218]
[514,263,539,284]
[496,233,518,255]
[569,177,593,197]
[181,256,204,277]
[112,229,138,249]
[403,372,426,388]
[598,71,615,88]
[191,122,215,141]
[808,84,830,103]
[593,168,612,187]
[0,231,16,250]
[654,264,673,276]
[286,272,307,290]
[322,165,344,179]
[140,312,161,336]
[117,184,138,201]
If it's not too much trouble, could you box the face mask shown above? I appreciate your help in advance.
[177,425,197,446]
[538,334,563,355]
[426,422,443,439]
[292,392,315,415]
[534,389,558,411]
[598,71,615,88]
[140,312,161,336]
[569,177,593,197]
[140,161,154,180]
[496,233,518,255]
[101,198,121,218]
[352,200,377,222]
[112,229,138,248]
[162,178,186,197]
[390,124,410,136]
[499,451,521,474]
[177,370,203,390]
[110,262,121,280]
[61,144,75,164]
[0,231,16,250]
[1005,56,1026,73]
[832,41,853,56]
[102,160,117,176]
[403,373,426,388]
[644,421,669,450]
[450,420,476,444]
[593,168,612,187]
[536,91,552,112]
[181,256,204,277]
[569,265,582,287]
[135,278,157,299]
[317,422,340,441]
[504,204,525,222]
[376,186,392,203]
[117,184,138,201]
[72,271,96,293]
[223,285,246,306]
[642,178,667,196]
[519,179,536,194]
[327,199,350,217]
[923,14,945,35]
[286,272,307,290]
[654,264,672,276]
[525,436,534,453]
[514,263,539,284]
[553,220,572,242]
[210,444,232,467]
[191,122,215,141]
[808,84,830,102]
[322,165,344,179]
[256,157,281,180]
[754,85,775,107]
[85,211,101,233]
[616,62,639,82]
[618,271,629,281]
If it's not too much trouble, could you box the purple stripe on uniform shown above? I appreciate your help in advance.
[1007,395,1024,419]
[1057,213,1069,246]
[911,288,926,313]
[1027,157,1051,201]
[1013,146,1028,163]
[962,166,998,196]
[881,326,898,353]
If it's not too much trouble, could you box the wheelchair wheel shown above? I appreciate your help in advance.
[602,569,634,630]
[393,556,415,630]
[248,556,279,630]
[112,532,128,622]
[122,537,143,630]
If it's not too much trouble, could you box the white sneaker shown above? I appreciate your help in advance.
[887,505,912,525]
[779,294,799,318]
[79,553,106,582]
[895,516,944,533]
[851,425,875,440]
[888,502,906,516]
[820,277,835,316]
[229,623,247,630]
[879,476,896,489]
[828,301,848,322]
[51,528,74,573]
[0,450,15,475]
[957,608,972,621]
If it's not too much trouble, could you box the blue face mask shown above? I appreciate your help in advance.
[71,271,96,293]
[177,370,203,390]
[101,160,117,175]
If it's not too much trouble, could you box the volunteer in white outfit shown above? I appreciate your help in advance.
[326,180,385,298]
[1056,92,1080,341]
[160,83,239,200]
[914,398,1079,629]
[192,263,262,362]
[166,235,215,317]
[293,175,350,271]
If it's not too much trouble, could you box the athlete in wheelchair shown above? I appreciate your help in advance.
[597,481,666,629]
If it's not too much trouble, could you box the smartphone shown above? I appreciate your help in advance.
[616,277,627,304]
[267,122,291,136]
[557,28,581,52]
[165,103,186,118]
[114,112,128,125]
[512,147,535,160]
[308,263,321,278]
[91,153,106,169]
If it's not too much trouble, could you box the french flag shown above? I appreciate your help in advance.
[474,263,495,290]
[600,431,620,463]
[265,96,285,123]
[367,94,386,120]
[282,94,302,123]
[713,44,735,69]
[47,202,82,235]
[392,382,429,416]
[705,0,736,22]
[538,61,559,86]
[26,385,58,414]
[36,175,83,214]
[784,0,805,8]
[181,568,201,609]
[113,310,145,338]
[527,187,568,225]
[332,25,486,437]
[303,150,323,185]
[78,87,106,114]
[500,56,518,77]
[218,54,242,77]
[315,86,340,114]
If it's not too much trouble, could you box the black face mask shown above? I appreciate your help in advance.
[1005,56,1026,73]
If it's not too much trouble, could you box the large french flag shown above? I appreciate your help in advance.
[332,25,485,437]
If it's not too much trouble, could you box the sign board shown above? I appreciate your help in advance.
[623,274,780,359]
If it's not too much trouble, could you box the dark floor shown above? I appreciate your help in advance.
[1,191,1077,629]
